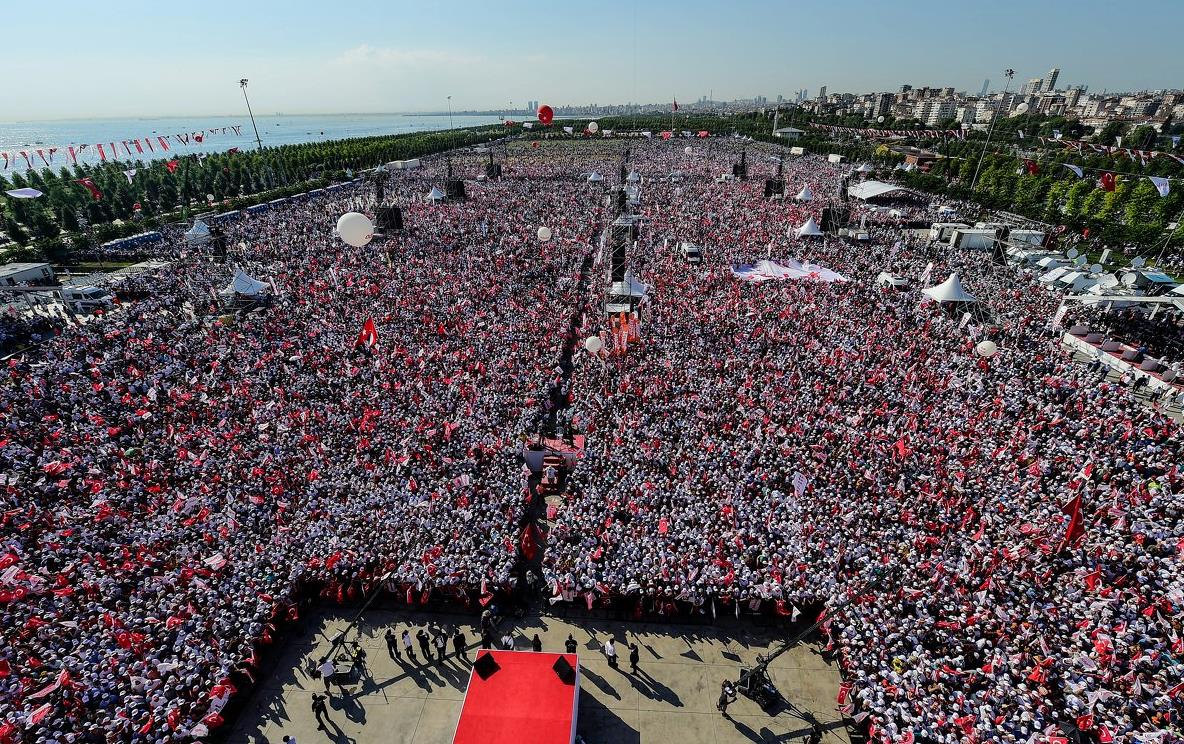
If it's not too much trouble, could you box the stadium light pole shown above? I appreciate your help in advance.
[240,79,264,151]
[447,95,454,130]
[969,68,1014,194]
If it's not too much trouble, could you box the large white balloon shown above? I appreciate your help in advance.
[336,212,374,247]
[537,226,553,242]
[588,121,599,133]
[975,340,998,358]
[584,336,603,353]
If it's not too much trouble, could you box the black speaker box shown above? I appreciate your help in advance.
[552,656,576,685]
[473,651,500,680]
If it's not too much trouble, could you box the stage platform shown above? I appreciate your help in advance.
[225,608,851,744]
[453,650,579,744]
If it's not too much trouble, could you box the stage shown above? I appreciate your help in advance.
[226,609,851,744]
[453,650,579,744]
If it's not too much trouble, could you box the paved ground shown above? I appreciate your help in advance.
[226,608,851,744]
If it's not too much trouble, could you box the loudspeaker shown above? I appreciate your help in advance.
[732,163,747,180]
[764,179,784,198]
[552,656,576,685]
[445,179,466,200]
[375,206,403,231]
[615,188,627,212]
[485,163,502,179]
[473,652,500,680]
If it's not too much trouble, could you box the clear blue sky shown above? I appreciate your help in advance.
[7,0,1182,119]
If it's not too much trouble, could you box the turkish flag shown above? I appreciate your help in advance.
[355,318,378,350]
[75,178,103,201]
[1059,492,1085,551]
[1099,172,1116,192]
[520,525,538,561]
[165,160,180,174]
[1024,159,1039,175]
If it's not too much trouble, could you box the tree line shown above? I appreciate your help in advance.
[0,125,509,261]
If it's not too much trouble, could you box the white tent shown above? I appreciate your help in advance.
[587,172,604,183]
[426,187,446,202]
[795,217,823,238]
[184,220,211,245]
[855,163,875,174]
[218,269,269,298]
[922,273,977,303]
[795,185,814,202]
[626,171,641,183]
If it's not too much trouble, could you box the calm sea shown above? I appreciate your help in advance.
[0,113,507,171]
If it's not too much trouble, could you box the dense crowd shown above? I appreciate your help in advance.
[545,143,1184,742]
[0,153,601,742]
[0,138,1181,743]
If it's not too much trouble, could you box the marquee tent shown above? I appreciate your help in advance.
[218,269,269,299]
[847,180,923,201]
[795,185,814,202]
[184,220,211,245]
[855,163,875,174]
[426,187,446,202]
[587,172,604,183]
[795,217,823,237]
[922,273,977,303]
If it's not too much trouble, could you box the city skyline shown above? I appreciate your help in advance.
[4,0,1182,120]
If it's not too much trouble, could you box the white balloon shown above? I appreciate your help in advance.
[588,121,599,133]
[584,336,603,353]
[336,212,374,247]
[537,226,553,242]
[975,340,998,358]
[684,146,693,155]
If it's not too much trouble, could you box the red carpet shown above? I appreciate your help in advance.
[453,650,579,744]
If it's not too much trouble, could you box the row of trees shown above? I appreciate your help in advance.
[0,124,510,258]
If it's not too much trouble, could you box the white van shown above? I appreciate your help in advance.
[679,242,703,265]
[60,286,115,313]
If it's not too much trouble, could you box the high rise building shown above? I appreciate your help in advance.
[1022,78,1043,96]
[818,85,827,100]
[873,93,892,118]
[980,79,990,97]
[1042,68,1060,93]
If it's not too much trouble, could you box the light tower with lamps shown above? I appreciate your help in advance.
[447,95,454,130]
[240,78,264,151]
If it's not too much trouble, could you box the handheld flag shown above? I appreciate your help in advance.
[355,318,378,350]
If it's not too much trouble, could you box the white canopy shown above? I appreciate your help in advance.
[626,171,641,183]
[847,180,922,201]
[426,187,446,202]
[587,172,604,183]
[795,185,814,202]
[795,217,823,237]
[219,269,269,298]
[855,163,875,174]
[922,273,977,303]
[609,269,649,298]
[184,220,211,245]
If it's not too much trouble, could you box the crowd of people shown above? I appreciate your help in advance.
[0,137,1181,743]
[545,142,1184,742]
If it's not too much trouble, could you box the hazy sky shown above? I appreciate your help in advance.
[6,0,1182,120]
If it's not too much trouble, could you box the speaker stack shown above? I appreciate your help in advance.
[445,179,466,200]
[485,162,502,179]
[764,179,785,198]
[375,206,403,232]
